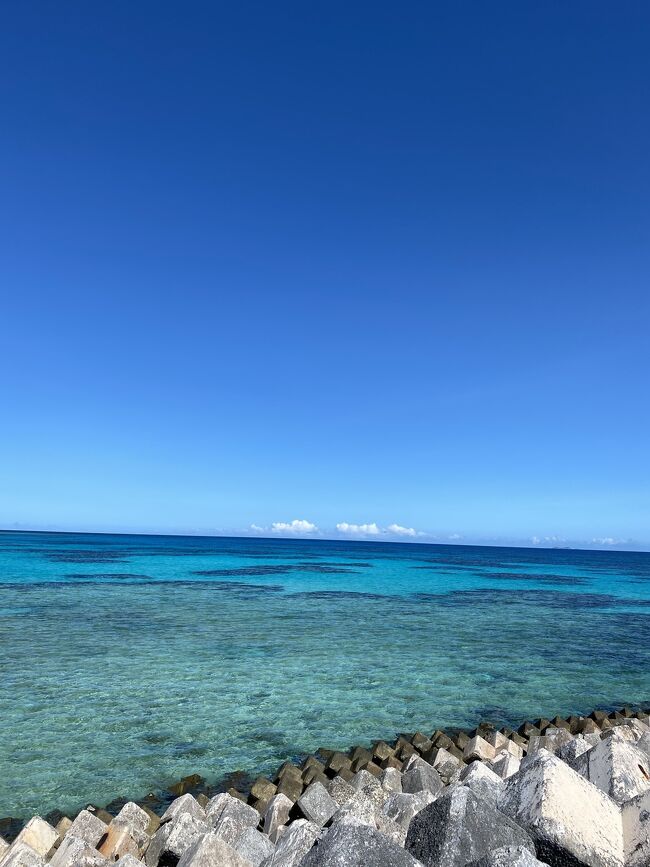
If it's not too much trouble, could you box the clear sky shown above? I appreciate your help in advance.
[1,2,649,549]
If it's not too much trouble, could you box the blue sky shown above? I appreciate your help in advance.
[1,2,649,549]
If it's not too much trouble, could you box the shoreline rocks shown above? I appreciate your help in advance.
[4,705,650,867]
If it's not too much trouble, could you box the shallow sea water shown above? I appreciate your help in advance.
[1,531,650,818]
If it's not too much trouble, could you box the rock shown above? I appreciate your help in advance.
[161,796,206,824]
[570,736,650,805]
[66,811,108,848]
[406,787,534,867]
[490,752,520,780]
[205,794,259,842]
[467,845,547,867]
[9,819,58,858]
[458,761,504,806]
[145,813,208,867]
[259,819,319,867]
[463,737,497,763]
[327,777,356,807]
[232,828,274,867]
[302,822,422,867]
[380,768,402,794]
[262,794,292,843]
[382,791,435,831]
[401,758,443,796]
[350,770,389,810]
[0,843,46,867]
[296,782,338,827]
[176,832,252,867]
[499,748,624,867]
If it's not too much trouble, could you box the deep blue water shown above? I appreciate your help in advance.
[2,531,650,819]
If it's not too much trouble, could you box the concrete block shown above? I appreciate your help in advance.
[405,787,534,867]
[499,749,624,867]
[302,822,422,867]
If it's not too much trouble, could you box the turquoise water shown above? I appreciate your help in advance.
[2,531,650,819]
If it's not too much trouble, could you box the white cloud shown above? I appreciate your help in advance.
[591,537,628,546]
[336,522,381,536]
[249,524,265,533]
[387,523,417,537]
[271,519,318,535]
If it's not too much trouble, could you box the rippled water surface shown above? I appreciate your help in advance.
[2,531,650,818]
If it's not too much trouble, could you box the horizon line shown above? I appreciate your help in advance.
[1,525,648,555]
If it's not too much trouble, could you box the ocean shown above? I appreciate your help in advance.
[1,530,649,819]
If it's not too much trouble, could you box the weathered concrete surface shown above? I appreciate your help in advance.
[144,813,207,867]
[231,828,274,867]
[0,843,47,867]
[467,845,547,867]
[302,823,422,867]
[8,820,58,859]
[65,812,107,848]
[500,749,624,867]
[405,787,534,867]
[379,768,402,794]
[328,777,356,807]
[490,752,520,780]
[262,794,292,842]
[458,761,504,806]
[463,737,497,763]
[401,758,443,797]
[114,805,151,838]
[175,832,252,867]
[570,736,650,805]
[160,797,206,825]
[49,837,107,867]
[259,819,319,867]
[205,795,259,844]
[296,782,338,826]
[382,791,435,831]
[618,784,650,867]
[350,771,389,810]
[430,748,464,782]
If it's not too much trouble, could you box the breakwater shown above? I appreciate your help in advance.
[3,705,650,867]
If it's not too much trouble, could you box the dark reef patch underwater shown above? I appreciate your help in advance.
[1,530,650,819]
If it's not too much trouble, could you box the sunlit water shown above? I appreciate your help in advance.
[2,531,650,819]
